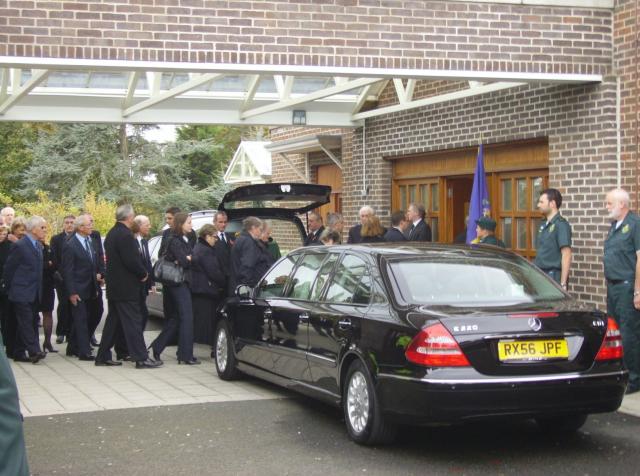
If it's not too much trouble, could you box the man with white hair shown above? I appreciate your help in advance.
[0,207,15,228]
[134,215,154,331]
[604,188,640,394]
[2,216,47,363]
[347,206,375,244]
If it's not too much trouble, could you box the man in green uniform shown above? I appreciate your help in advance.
[0,335,30,475]
[475,217,505,248]
[534,188,572,290]
[604,188,640,394]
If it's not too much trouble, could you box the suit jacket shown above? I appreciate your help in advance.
[159,227,196,257]
[104,222,148,301]
[304,226,325,246]
[347,224,363,244]
[408,219,432,242]
[213,231,234,278]
[2,236,43,303]
[90,230,105,275]
[50,231,73,269]
[384,227,408,242]
[191,238,227,298]
[230,231,263,288]
[136,237,154,293]
[61,234,100,300]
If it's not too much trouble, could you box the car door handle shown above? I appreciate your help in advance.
[264,309,273,318]
[338,318,352,330]
[299,313,309,322]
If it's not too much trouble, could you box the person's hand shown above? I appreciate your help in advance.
[7,234,17,243]
[151,286,156,293]
[96,274,104,284]
[634,293,640,310]
[69,294,80,306]
[186,255,192,261]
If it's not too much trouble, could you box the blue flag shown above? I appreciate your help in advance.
[466,144,490,244]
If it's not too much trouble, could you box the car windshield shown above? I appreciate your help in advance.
[387,256,566,307]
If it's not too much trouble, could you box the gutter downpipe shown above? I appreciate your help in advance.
[617,75,622,188]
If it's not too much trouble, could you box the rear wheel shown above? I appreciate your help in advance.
[343,359,397,445]
[535,413,588,433]
[214,320,239,381]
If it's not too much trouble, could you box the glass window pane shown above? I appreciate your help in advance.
[400,186,407,212]
[256,254,299,298]
[420,184,429,212]
[408,185,416,205]
[431,218,438,242]
[288,253,326,300]
[501,180,512,211]
[310,254,339,301]
[516,218,527,249]
[431,184,439,212]
[326,255,369,304]
[502,217,512,248]
[531,177,543,211]
[531,219,541,251]
[516,178,527,211]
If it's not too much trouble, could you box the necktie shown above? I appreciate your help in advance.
[409,224,415,239]
[219,232,226,244]
[84,237,93,260]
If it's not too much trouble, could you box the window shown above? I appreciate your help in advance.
[395,180,440,242]
[325,255,371,305]
[288,253,326,300]
[255,254,298,298]
[309,253,339,301]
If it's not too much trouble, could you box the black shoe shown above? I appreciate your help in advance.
[55,335,65,344]
[43,342,58,353]
[152,349,163,364]
[30,352,46,364]
[66,349,78,357]
[78,355,96,361]
[210,349,215,359]
[90,336,99,347]
[95,360,122,367]
[136,359,162,369]
[13,355,30,363]
[178,358,201,365]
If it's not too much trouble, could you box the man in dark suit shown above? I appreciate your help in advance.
[51,214,75,344]
[134,215,154,332]
[406,203,432,242]
[96,204,160,369]
[304,212,325,246]
[213,211,234,296]
[348,206,374,244]
[61,214,102,361]
[88,222,105,346]
[230,217,264,289]
[2,216,47,363]
[384,210,409,242]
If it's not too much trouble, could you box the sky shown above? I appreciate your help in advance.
[143,124,177,143]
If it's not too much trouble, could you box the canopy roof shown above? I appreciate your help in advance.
[224,141,272,185]
[0,57,602,128]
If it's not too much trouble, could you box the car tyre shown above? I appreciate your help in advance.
[343,359,397,445]
[214,320,239,381]
[535,413,588,434]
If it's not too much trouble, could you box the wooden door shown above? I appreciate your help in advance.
[315,164,342,222]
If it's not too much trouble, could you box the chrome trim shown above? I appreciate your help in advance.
[377,370,628,385]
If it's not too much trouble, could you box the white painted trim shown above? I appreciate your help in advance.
[352,82,525,121]
[352,83,375,114]
[240,75,261,113]
[0,69,49,115]
[0,69,8,103]
[122,71,140,109]
[445,0,612,7]
[319,144,343,170]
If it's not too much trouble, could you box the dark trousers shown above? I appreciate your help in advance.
[55,285,71,337]
[608,280,640,391]
[0,297,17,358]
[87,288,103,338]
[140,288,149,333]
[68,298,93,358]
[96,300,148,363]
[192,294,218,346]
[12,301,41,357]
[151,284,194,361]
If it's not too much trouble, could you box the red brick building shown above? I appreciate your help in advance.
[0,0,637,307]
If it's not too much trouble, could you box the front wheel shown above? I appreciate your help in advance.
[214,320,239,381]
[535,413,588,434]
[343,359,397,445]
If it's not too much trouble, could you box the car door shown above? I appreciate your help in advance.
[307,253,372,396]
[234,254,299,371]
[145,235,164,317]
[270,250,327,381]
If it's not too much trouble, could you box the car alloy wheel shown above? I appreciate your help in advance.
[215,320,239,381]
[347,371,370,434]
[216,327,228,373]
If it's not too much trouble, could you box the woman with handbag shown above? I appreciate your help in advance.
[190,225,227,350]
[149,212,199,365]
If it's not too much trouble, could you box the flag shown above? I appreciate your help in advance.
[466,144,491,244]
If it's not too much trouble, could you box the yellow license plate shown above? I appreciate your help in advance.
[498,340,569,361]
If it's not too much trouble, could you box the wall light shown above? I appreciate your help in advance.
[292,110,306,125]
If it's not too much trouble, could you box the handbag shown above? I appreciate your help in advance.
[153,256,185,286]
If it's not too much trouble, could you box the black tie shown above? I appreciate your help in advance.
[409,224,415,239]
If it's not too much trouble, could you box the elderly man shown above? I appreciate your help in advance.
[604,188,640,394]
[230,216,264,288]
[406,203,432,242]
[326,212,344,243]
[61,214,103,361]
[134,215,154,331]
[0,207,15,228]
[96,205,160,369]
[348,206,375,244]
[304,212,325,246]
[2,216,47,363]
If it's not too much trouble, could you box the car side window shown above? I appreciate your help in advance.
[309,253,339,301]
[287,253,326,300]
[255,254,298,298]
[325,255,371,305]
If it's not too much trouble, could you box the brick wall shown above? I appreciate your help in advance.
[1,1,612,76]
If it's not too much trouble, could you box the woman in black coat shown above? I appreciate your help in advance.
[39,236,57,353]
[149,212,199,365]
[190,225,227,349]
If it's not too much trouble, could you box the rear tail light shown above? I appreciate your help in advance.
[595,317,624,361]
[405,323,470,367]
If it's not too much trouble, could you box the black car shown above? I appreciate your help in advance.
[213,243,628,445]
[146,183,331,317]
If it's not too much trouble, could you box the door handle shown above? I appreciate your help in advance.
[264,309,273,318]
[299,313,310,322]
[338,318,352,330]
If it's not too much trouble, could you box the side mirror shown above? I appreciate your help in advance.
[235,284,252,300]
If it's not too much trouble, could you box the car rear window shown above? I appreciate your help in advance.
[388,257,565,306]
